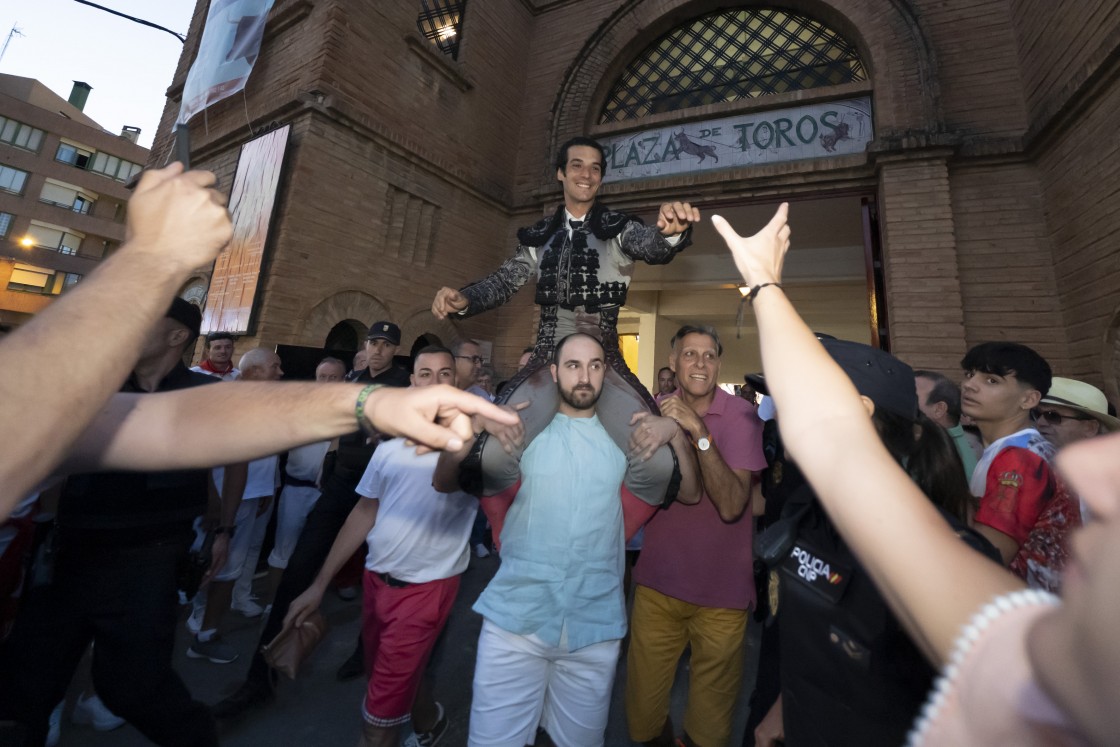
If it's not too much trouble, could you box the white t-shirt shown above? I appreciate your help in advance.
[212,455,280,500]
[190,365,241,382]
[285,441,331,483]
[355,438,477,583]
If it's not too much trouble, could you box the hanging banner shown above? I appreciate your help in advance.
[598,96,873,181]
[178,0,276,124]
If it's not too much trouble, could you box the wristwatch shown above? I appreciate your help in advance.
[696,435,712,452]
[214,525,236,539]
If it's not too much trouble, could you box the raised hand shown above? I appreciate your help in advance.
[431,287,469,320]
[657,201,701,236]
[711,203,791,288]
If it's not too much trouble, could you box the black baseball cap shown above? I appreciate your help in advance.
[167,297,202,341]
[366,321,401,345]
[821,339,917,420]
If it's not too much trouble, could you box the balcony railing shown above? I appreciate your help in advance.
[38,197,95,215]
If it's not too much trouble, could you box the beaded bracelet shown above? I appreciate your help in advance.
[905,588,1059,746]
[355,383,384,436]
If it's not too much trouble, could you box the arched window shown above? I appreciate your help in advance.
[600,7,867,123]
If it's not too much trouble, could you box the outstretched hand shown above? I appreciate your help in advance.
[711,203,791,288]
[657,201,701,236]
[362,384,521,454]
[432,287,468,320]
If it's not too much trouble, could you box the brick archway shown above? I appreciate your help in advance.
[300,290,391,347]
[399,307,460,354]
[548,0,941,167]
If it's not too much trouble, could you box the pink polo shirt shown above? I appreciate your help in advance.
[633,387,766,610]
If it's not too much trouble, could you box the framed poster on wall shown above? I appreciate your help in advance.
[201,123,290,334]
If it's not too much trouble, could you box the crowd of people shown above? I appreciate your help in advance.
[0,135,1116,747]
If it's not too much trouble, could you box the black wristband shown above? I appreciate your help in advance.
[747,282,782,305]
[214,525,236,538]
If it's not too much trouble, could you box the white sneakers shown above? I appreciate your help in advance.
[231,596,265,618]
[71,693,126,731]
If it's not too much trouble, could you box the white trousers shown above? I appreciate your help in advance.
[267,484,320,569]
[468,619,619,747]
[211,496,271,584]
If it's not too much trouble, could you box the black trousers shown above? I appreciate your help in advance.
[246,472,362,685]
[0,538,217,747]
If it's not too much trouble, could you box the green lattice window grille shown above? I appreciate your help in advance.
[417,0,468,60]
[600,7,867,123]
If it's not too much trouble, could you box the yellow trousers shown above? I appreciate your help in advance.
[625,584,748,747]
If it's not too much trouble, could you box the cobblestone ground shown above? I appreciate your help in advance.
[57,554,758,746]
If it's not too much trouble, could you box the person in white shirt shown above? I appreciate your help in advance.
[263,357,348,607]
[188,348,284,664]
[285,346,493,747]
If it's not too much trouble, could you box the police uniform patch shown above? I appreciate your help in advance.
[780,538,853,604]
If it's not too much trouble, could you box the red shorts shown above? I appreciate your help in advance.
[360,570,460,726]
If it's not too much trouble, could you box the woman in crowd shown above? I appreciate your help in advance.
[716,204,1108,745]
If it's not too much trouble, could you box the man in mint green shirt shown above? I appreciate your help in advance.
[915,370,983,478]
[438,332,694,747]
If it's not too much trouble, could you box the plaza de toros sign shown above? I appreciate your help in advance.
[598,96,873,181]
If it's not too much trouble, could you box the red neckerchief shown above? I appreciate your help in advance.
[198,358,233,375]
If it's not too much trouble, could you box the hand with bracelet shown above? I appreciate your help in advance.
[356,383,520,454]
[712,203,791,298]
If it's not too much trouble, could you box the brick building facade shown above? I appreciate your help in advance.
[152,0,1120,401]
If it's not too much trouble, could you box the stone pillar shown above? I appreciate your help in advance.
[876,152,968,372]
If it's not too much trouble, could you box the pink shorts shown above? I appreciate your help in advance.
[360,570,460,726]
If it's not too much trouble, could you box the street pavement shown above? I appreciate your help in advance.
[56,554,759,746]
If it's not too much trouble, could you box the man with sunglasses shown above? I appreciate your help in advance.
[959,342,1080,592]
[1036,377,1120,449]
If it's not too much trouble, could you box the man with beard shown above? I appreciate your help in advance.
[437,333,697,746]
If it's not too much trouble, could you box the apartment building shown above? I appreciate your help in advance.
[0,74,148,328]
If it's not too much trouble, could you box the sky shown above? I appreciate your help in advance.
[0,0,198,149]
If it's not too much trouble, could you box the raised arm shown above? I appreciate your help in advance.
[619,201,700,265]
[713,206,1021,665]
[432,244,538,320]
[0,163,231,517]
[61,383,520,476]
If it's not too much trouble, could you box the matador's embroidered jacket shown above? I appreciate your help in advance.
[456,202,691,362]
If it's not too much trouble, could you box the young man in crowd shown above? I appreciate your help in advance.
[284,346,478,747]
[213,321,411,720]
[192,331,240,381]
[960,342,1080,592]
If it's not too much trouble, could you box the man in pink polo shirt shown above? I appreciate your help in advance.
[625,324,766,747]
